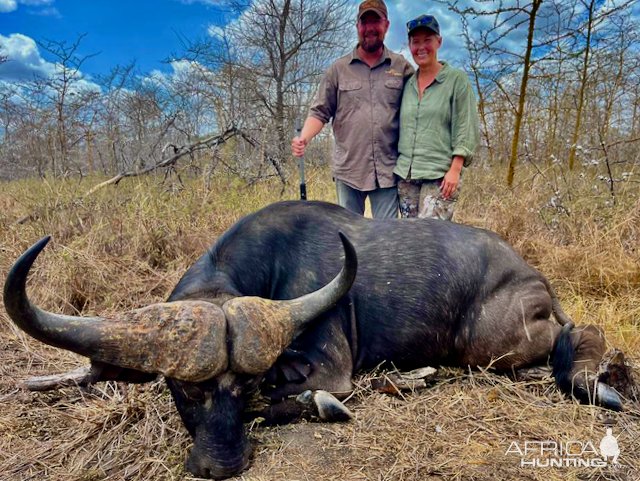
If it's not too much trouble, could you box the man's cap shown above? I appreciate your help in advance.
[407,14,440,36]
[358,0,388,20]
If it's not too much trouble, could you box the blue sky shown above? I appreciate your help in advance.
[0,0,233,78]
[0,0,462,84]
[4,1,635,88]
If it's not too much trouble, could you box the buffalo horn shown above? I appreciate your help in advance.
[223,232,357,374]
[3,237,228,382]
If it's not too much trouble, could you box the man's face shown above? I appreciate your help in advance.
[357,11,389,53]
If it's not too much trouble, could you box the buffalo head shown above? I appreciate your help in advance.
[3,233,357,479]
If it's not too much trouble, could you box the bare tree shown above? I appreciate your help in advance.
[459,16,495,164]
[36,34,99,176]
[567,0,596,170]
[94,63,137,173]
[182,0,353,176]
[446,0,549,185]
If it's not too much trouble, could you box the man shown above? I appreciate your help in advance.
[291,0,413,218]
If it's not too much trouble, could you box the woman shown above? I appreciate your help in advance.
[394,14,479,220]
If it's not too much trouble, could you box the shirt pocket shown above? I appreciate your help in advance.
[385,79,403,89]
[340,80,362,91]
[338,81,363,114]
[383,78,403,106]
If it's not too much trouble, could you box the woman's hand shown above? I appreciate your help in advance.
[440,156,464,199]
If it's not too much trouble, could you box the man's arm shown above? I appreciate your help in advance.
[291,62,338,158]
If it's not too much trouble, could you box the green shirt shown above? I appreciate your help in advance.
[394,62,479,180]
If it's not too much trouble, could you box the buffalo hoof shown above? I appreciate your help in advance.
[597,382,623,411]
[296,389,353,422]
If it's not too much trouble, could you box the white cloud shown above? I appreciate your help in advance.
[207,25,225,39]
[0,0,17,13]
[168,59,203,78]
[19,0,54,5]
[28,6,60,17]
[145,59,216,88]
[0,33,101,95]
[0,0,55,14]
[0,33,56,80]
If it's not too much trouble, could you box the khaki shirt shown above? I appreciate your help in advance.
[394,62,479,180]
[309,47,414,191]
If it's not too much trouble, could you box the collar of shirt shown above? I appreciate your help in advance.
[350,45,392,68]
[409,61,450,90]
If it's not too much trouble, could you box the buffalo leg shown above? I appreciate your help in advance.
[464,280,622,409]
[252,315,355,425]
[461,281,621,408]
[245,390,353,425]
[262,316,354,401]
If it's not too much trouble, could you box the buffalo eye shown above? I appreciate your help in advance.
[179,383,205,401]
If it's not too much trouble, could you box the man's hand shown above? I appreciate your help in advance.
[291,117,325,158]
[291,136,308,158]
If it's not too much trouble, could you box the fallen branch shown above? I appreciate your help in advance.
[22,362,158,391]
[370,367,438,396]
[22,364,101,391]
[234,128,287,190]
[83,127,238,197]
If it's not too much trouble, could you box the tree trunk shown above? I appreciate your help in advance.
[507,0,542,187]
[568,0,595,171]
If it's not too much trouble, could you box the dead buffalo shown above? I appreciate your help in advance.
[3,200,624,479]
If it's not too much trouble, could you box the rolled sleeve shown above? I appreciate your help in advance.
[309,66,337,124]
[451,75,479,167]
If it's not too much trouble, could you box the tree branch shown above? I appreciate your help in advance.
[83,127,238,196]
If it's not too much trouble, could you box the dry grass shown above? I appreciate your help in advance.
[0,163,639,481]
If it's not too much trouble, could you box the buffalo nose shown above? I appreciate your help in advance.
[185,449,251,480]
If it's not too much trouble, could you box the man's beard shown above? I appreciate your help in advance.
[360,35,383,53]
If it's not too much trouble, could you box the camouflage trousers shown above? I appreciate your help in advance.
[397,177,461,221]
